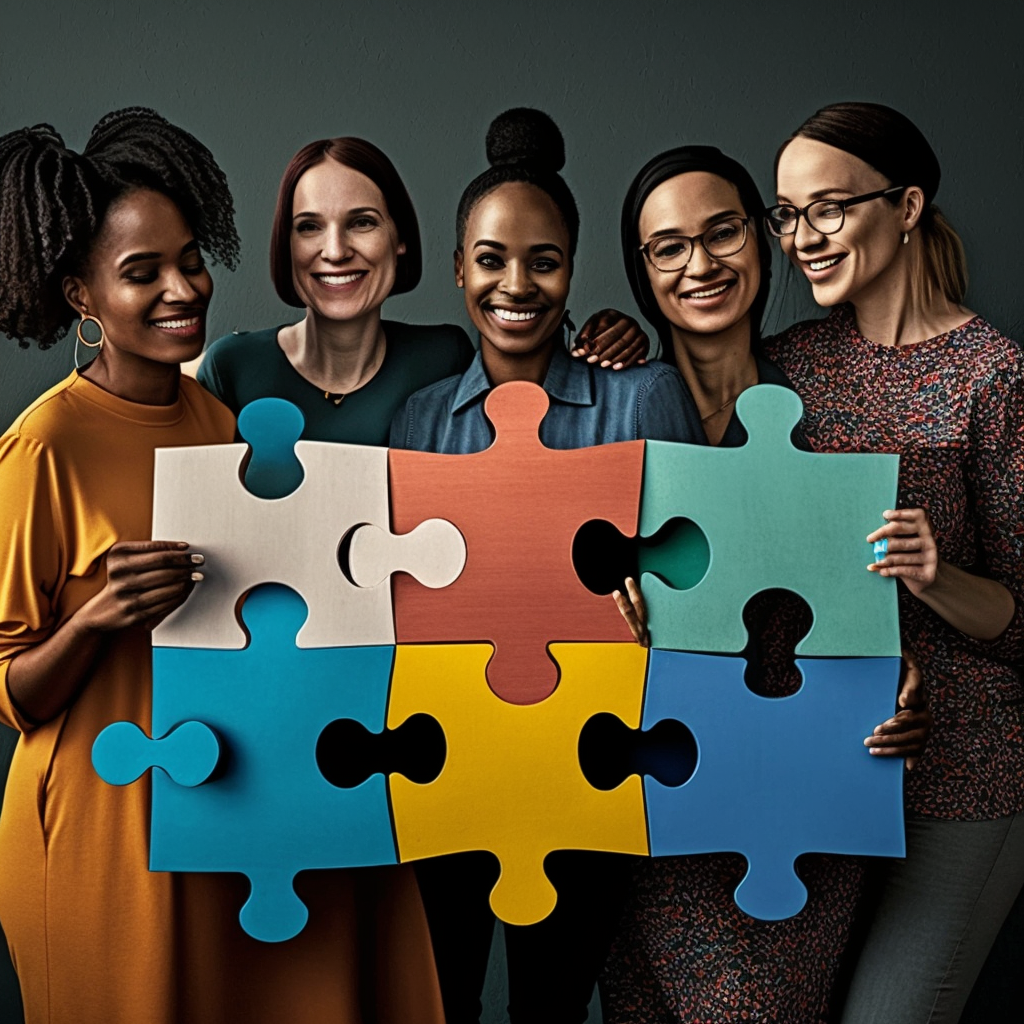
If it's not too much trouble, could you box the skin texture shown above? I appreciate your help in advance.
[613,168,930,764]
[455,180,572,386]
[776,137,1014,641]
[10,189,208,727]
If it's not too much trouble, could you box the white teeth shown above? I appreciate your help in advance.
[810,257,841,271]
[686,283,729,299]
[492,308,539,322]
[318,273,362,285]
[154,317,200,329]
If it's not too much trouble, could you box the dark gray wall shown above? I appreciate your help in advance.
[1,2,1021,1021]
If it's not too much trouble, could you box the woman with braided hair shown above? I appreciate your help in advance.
[0,108,444,1024]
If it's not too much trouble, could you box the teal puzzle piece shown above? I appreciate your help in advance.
[100,583,398,943]
[639,384,901,657]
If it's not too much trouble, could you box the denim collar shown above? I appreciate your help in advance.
[450,332,594,415]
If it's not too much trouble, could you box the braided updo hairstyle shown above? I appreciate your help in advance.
[0,107,240,348]
[455,108,579,259]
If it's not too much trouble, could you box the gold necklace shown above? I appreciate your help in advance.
[321,338,385,406]
[700,394,739,424]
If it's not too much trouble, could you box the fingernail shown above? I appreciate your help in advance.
[176,541,189,549]
[613,362,624,370]
[600,360,611,367]
[587,355,599,363]
[190,571,204,582]
[190,553,205,565]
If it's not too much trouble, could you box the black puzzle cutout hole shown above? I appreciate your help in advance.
[579,713,697,791]
[317,714,446,788]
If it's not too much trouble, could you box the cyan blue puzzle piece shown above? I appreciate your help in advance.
[639,384,901,657]
[93,720,220,787]
[150,583,398,942]
[237,397,305,498]
[643,650,905,920]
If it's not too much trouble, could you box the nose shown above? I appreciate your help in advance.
[321,223,351,262]
[164,269,205,304]
[793,214,826,251]
[499,259,537,299]
[683,243,718,277]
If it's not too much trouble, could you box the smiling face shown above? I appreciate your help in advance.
[775,136,908,308]
[638,171,760,342]
[290,158,406,324]
[456,181,571,375]
[65,188,212,367]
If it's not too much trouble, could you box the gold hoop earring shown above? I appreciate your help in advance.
[76,315,105,348]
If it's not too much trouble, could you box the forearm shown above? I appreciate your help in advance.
[6,608,107,727]
[916,560,1016,641]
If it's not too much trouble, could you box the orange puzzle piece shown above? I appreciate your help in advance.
[388,381,645,704]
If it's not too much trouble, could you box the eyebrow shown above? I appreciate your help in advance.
[776,188,854,204]
[292,205,384,220]
[118,240,200,269]
[647,209,744,238]
[472,239,565,256]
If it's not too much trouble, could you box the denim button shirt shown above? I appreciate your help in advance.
[389,341,704,454]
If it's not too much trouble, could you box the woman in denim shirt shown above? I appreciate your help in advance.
[389,108,702,1024]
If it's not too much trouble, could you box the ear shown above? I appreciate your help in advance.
[900,186,927,232]
[62,276,91,317]
[454,249,465,289]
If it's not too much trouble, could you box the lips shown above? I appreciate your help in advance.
[799,253,847,280]
[485,304,548,331]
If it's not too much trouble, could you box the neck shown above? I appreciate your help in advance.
[81,350,181,406]
[279,307,386,392]
[847,242,971,346]
[481,333,558,388]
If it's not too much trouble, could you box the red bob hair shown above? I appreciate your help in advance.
[269,137,422,307]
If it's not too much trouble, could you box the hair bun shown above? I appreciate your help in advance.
[485,108,565,172]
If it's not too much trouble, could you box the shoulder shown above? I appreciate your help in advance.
[178,376,236,439]
[596,359,704,443]
[388,371,464,450]
[945,317,1023,378]
[4,372,84,448]
[762,310,840,360]
[202,326,284,367]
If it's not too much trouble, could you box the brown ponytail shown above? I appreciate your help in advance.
[922,204,968,305]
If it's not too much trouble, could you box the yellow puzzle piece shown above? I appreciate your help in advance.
[388,642,650,925]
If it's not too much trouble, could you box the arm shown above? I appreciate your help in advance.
[571,308,650,370]
[7,541,204,728]
[863,647,932,770]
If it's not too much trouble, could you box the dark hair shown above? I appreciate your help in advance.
[778,101,967,304]
[621,145,772,361]
[456,108,580,258]
[269,137,422,307]
[0,107,239,348]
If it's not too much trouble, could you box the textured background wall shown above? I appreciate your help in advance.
[1,1,1021,1020]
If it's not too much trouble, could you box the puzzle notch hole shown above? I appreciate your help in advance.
[578,713,697,791]
[572,519,638,595]
[637,517,710,591]
[739,589,813,698]
[316,714,446,788]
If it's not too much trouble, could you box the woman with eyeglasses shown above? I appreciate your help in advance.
[764,101,1024,1024]
[600,144,930,1024]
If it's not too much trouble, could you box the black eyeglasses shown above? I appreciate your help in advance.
[764,186,906,237]
[639,216,750,272]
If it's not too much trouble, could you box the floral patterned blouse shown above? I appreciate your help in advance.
[764,305,1024,820]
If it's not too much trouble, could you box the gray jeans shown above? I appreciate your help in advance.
[839,813,1024,1024]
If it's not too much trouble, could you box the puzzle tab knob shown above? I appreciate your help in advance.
[92,720,221,788]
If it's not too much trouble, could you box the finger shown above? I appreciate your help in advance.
[112,565,205,596]
[109,539,192,556]
[108,548,205,576]
[899,651,924,708]
[881,508,928,524]
[607,337,649,370]
[612,588,648,646]
[624,577,647,622]
[866,521,923,542]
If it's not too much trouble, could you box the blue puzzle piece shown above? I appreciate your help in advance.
[93,720,220,787]
[150,584,398,942]
[237,397,305,498]
[639,385,901,657]
[643,650,905,920]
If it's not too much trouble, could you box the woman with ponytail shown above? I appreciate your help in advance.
[0,109,443,1024]
[765,101,1024,1024]
[389,107,703,1024]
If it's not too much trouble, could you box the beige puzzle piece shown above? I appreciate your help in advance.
[152,440,394,649]
[346,519,466,590]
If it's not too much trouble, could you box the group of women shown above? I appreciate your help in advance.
[0,97,1019,1024]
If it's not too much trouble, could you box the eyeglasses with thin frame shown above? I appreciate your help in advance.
[639,216,750,272]
[764,186,906,237]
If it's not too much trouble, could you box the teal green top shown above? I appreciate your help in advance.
[197,321,474,445]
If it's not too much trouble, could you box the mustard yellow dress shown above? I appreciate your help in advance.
[0,371,443,1024]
